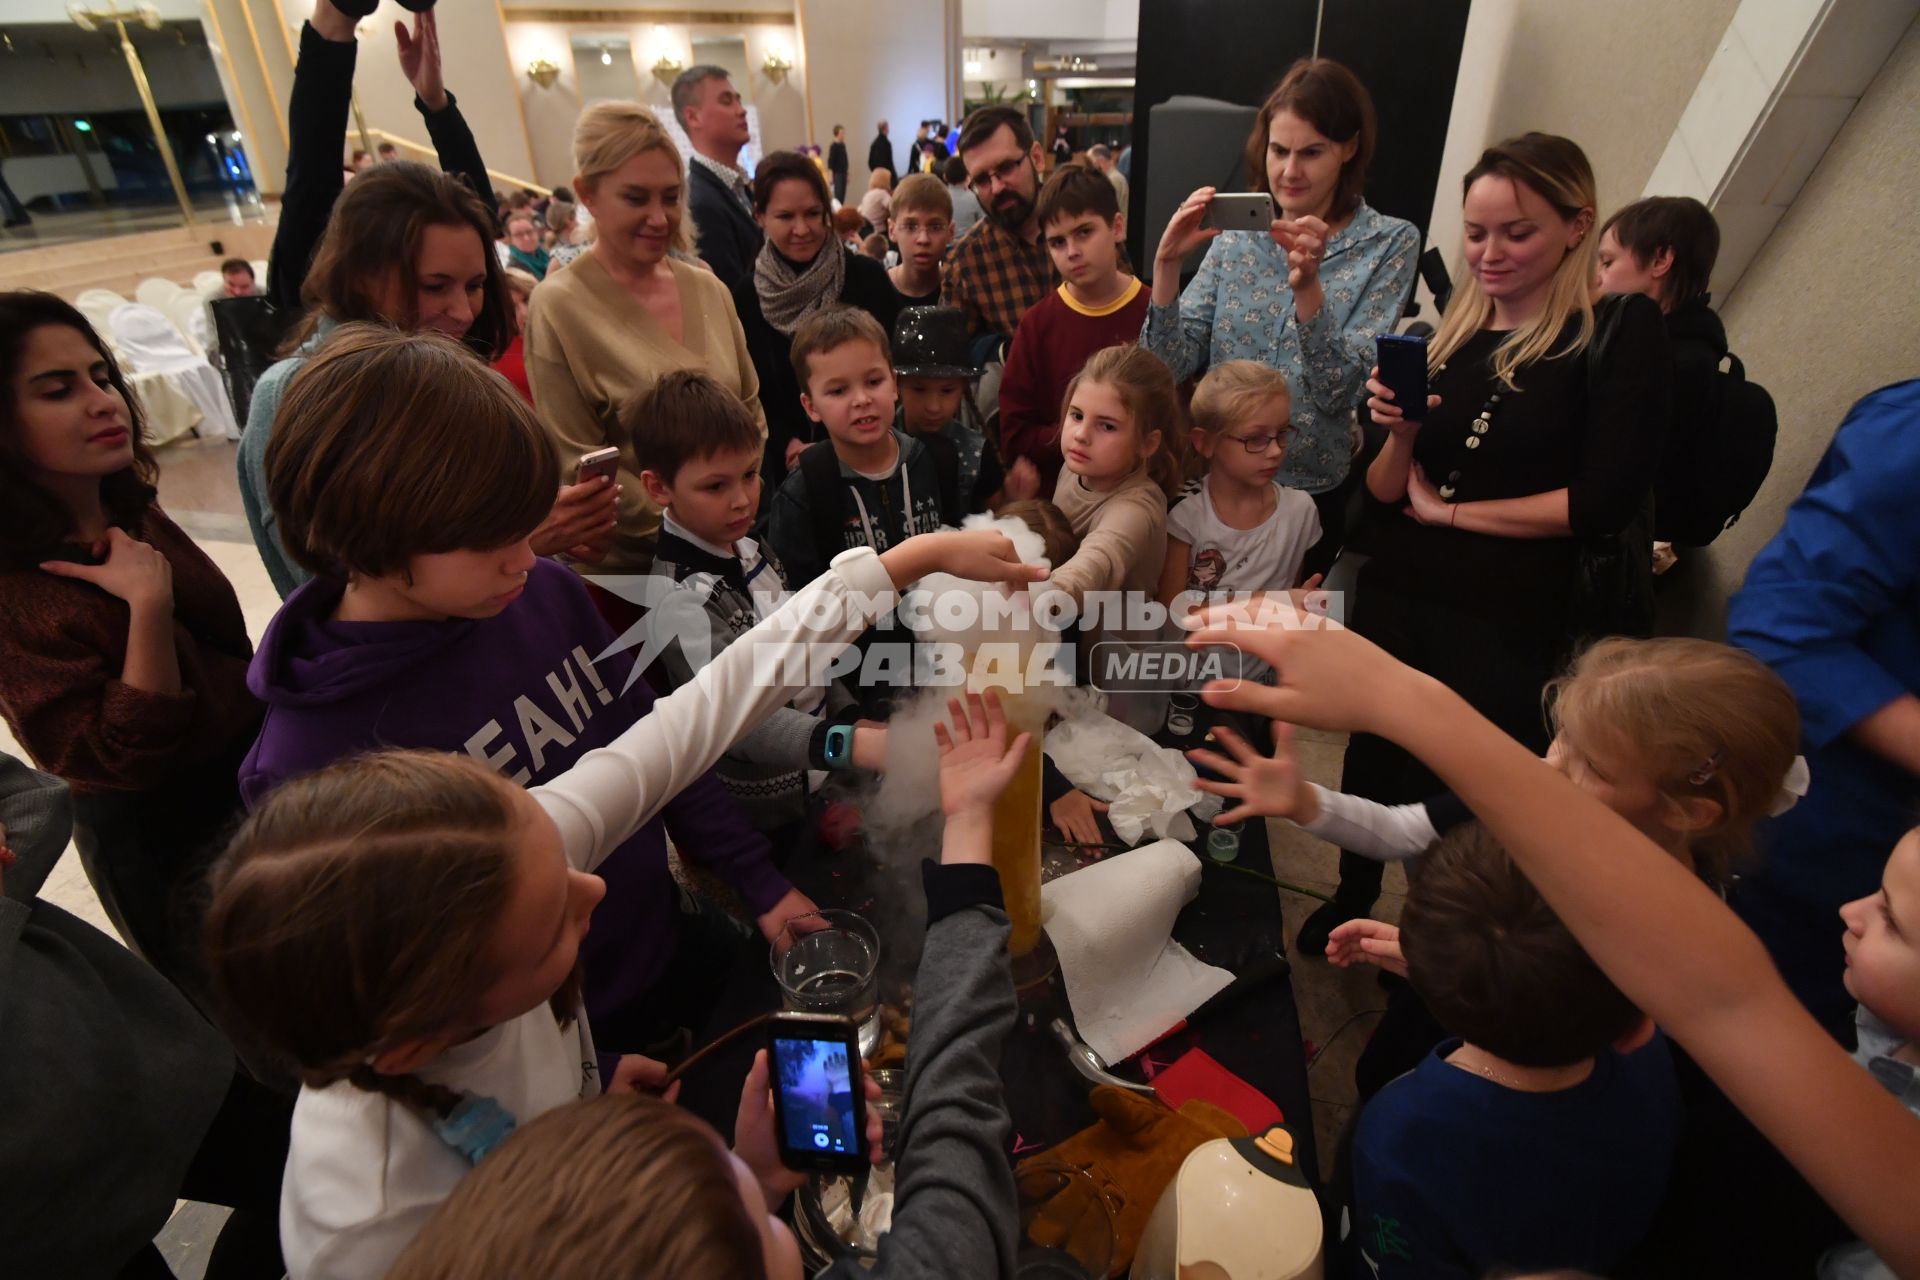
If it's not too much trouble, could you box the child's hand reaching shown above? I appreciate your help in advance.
[1325,919,1407,978]
[1184,603,1430,738]
[1187,721,1320,826]
[935,691,1032,868]
[734,1048,884,1204]
[606,1053,681,1102]
[882,529,1049,591]
[1048,788,1110,844]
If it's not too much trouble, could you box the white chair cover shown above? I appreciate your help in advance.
[76,289,128,334]
[193,269,224,297]
[106,303,240,441]
[134,278,185,310]
[126,369,205,447]
[250,259,267,285]
[163,292,212,358]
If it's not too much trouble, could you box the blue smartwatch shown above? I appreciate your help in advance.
[822,723,856,770]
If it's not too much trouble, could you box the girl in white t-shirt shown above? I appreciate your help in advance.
[1158,360,1323,617]
[200,532,1041,1280]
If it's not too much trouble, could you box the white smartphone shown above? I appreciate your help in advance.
[1203,192,1278,233]
[576,445,621,485]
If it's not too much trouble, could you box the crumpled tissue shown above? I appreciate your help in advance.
[1045,709,1222,844]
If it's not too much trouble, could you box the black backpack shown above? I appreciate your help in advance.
[1653,339,1778,547]
[798,432,961,572]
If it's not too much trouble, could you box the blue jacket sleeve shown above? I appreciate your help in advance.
[1295,219,1420,418]
[1140,234,1230,384]
[1728,380,1920,748]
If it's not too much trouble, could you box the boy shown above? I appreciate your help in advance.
[242,327,816,1070]
[888,173,955,306]
[1350,820,1681,1278]
[997,161,1150,501]
[630,370,885,837]
[769,307,964,590]
[894,304,1002,511]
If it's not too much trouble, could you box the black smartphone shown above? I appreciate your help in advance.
[1375,332,1430,422]
[767,1012,868,1175]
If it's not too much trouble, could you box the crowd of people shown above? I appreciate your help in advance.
[1,0,1916,1277]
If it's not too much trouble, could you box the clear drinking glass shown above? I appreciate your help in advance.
[773,909,882,1058]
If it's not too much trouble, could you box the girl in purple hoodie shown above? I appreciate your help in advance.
[240,323,811,1064]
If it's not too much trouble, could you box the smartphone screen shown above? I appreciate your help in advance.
[769,1015,868,1174]
[1375,333,1430,422]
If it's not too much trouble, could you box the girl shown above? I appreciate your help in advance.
[1158,359,1324,616]
[1143,57,1420,575]
[0,291,260,990]
[383,692,1030,1280]
[207,535,1040,1280]
[493,267,538,403]
[1179,602,1920,1277]
[1045,344,1185,608]
[734,150,904,493]
[1301,132,1669,955]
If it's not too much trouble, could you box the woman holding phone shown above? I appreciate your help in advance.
[1297,133,1670,953]
[1142,57,1418,575]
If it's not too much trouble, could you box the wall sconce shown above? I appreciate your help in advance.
[651,54,683,85]
[762,49,792,82]
[526,58,560,89]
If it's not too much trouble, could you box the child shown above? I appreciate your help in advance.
[1158,359,1322,615]
[208,525,1042,1280]
[894,304,1003,511]
[998,162,1151,500]
[1045,343,1184,609]
[1176,604,1920,1276]
[997,497,1078,569]
[631,369,886,837]
[243,328,818,1081]
[1349,820,1681,1278]
[382,691,1029,1280]
[888,172,954,306]
[769,307,967,590]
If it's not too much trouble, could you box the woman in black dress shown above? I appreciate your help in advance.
[1298,133,1670,950]
[731,150,902,499]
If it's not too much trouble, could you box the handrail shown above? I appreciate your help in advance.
[363,127,552,198]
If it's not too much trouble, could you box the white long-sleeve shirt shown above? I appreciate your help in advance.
[282,548,899,1280]
[1294,783,1442,861]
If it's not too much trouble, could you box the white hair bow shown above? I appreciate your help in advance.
[1768,755,1812,817]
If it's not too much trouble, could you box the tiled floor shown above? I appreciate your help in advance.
[20,437,1396,1268]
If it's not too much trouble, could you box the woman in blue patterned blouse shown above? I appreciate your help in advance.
[1142,58,1419,574]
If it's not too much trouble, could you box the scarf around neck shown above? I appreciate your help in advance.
[754,242,847,335]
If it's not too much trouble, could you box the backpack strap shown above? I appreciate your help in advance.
[798,440,850,570]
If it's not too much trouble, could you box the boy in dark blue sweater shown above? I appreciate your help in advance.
[1351,820,1681,1279]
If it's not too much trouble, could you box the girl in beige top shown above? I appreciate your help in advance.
[526,102,767,575]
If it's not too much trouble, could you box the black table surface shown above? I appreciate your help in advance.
[673,701,1318,1188]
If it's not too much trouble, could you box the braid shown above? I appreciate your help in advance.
[347,1064,464,1121]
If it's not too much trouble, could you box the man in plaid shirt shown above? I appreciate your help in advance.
[943,105,1057,361]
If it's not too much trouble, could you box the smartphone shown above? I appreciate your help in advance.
[1375,333,1430,422]
[1202,192,1277,233]
[767,1012,869,1175]
[575,445,621,485]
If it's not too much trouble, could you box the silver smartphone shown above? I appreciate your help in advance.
[1203,192,1277,232]
[575,445,621,485]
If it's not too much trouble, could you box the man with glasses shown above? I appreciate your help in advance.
[942,105,1056,363]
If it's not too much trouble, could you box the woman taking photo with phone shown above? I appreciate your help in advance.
[1297,132,1670,953]
[1142,57,1419,576]
[527,101,766,595]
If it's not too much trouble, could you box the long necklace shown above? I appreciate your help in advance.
[1437,364,1504,503]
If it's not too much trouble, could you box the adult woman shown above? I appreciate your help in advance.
[0,292,262,990]
[526,101,765,584]
[1300,133,1669,950]
[1143,57,1419,577]
[733,150,903,492]
[505,211,550,280]
[859,167,894,234]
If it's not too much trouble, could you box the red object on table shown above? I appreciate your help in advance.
[1149,1047,1284,1136]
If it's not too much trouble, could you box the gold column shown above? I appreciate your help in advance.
[74,7,197,226]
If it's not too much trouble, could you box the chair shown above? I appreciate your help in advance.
[75,289,128,334]
[249,259,267,286]
[192,269,224,297]
[106,303,240,442]
[134,277,184,310]
[163,291,212,358]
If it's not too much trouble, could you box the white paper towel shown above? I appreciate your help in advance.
[1041,838,1234,1065]
[1045,711,1222,844]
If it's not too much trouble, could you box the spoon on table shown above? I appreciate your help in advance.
[1050,1018,1157,1097]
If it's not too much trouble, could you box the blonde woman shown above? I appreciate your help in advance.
[525,101,765,605]
[1300,132,1671,951]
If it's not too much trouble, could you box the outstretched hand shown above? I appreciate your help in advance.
[395,9,447,112]
[935,690,1032,820]
[1326,918,1407,978]
[1184,603,1424,738]
[1187,721,1318,826]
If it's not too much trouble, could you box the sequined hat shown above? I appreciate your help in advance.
[891,306,980,380]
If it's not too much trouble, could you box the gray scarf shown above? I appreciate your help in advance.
[753,241,848,335]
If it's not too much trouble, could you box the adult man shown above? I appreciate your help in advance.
[942,105,1056,360]
[828,123,850,203]
[219,258,257,297]
[672,64,761,292]
[1088,143,1128,216]
[376,141,398,163]
[868,119,896,185]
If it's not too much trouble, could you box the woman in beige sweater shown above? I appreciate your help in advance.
[526,102,766,586]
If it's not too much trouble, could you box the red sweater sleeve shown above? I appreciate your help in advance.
[996,294,1059,478]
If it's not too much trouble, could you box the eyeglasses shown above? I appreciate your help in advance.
[1224,427,1297,453]
[967,154,1031,195]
